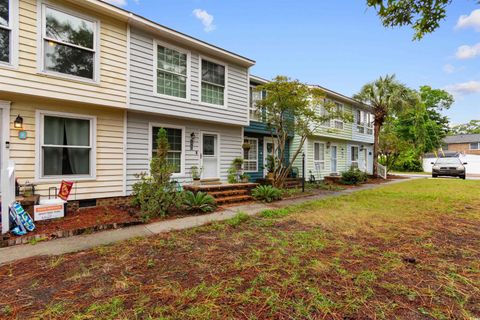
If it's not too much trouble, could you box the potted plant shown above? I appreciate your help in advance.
[242,142,251,152]
[240,173,250,183]
[232,157,244,170]
[265,155,275,179]
[191,166,201,185]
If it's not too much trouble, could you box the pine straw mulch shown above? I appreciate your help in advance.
[0,200,479,319]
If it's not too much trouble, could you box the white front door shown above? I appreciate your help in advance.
[201,133,219,179]
[263,138,277,176]
[330,145,337,173]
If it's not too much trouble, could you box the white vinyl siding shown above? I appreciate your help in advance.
[243,137,258,172]
[40,4,99,81]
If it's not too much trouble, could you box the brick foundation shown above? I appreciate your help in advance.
[67,196,132,212]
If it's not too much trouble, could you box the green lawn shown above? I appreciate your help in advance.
[1,179,479,319]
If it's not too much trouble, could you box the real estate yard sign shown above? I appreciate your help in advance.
[34,203,64,221]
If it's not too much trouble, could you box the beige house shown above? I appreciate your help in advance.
[444,134,480,156]
[0,0,129,204]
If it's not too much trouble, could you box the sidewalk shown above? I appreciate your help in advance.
[0,178,414,265]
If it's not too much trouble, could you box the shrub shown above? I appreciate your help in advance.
[183,191,216,213]
[340,168,368,185]
[391,151,423,172]
[132,128,183,219]
[227,167,238,184]
[252,185,283,203]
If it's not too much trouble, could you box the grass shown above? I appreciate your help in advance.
[1,179,479,319]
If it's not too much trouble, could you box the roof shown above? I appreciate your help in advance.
[309,84,372,110]
[444,134,480,144]
[250,75,269,85]
[69,0,255,67]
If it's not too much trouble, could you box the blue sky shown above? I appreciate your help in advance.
[109,0,479,124]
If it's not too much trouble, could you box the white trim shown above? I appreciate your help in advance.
[122,110,127,196]
[200,131,221,179]
[243,137,258,173]
[0,0,18,69]
[0,101,11,174]
[153,39,191,102]
[37,1,101,83]
[198,55,228,108]
[148,122,186,177]
[35,109,97,182]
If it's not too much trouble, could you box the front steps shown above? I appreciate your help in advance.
[184,183,258,206]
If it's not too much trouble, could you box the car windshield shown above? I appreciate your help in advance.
[435,158,461,165]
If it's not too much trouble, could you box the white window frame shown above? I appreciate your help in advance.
[469,142,480,150]
[243,137,258,173]
[249,85,261,121]
[35,110,97,182]
[148,122,185,177]
[199,55,228,108]
[153,40,191,102]
[313,142,325,171]
[38,1,100,83]
[333,102,344,129]
[0,0,18,68]
[351,146,359,168]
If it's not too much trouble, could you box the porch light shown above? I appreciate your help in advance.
[14,115,23,129]
[326,142,331,149]
[190,132,196,151]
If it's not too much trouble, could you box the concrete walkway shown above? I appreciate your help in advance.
[0,178,414,265]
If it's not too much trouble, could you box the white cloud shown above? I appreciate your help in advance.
[456,9,480,31]
[193,9,216,32]
[455,43,480,59]
[445,81,480,96]
[104,0,127,6]
[443,64,456,74]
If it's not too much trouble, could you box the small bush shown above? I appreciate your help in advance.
[340,168,368,185]
[260,208,290,219]
[183,191,216,213]
[252,185,283,203]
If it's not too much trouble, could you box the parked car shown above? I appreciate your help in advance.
[431,158,467,179]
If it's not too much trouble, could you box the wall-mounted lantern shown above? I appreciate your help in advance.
[190,132,196,151]
[326,142,331,149]
[14,115,23,129]
[360,145,365,151]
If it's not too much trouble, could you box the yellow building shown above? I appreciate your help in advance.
[0,0,128,204]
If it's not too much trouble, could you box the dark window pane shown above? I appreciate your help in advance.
[0,28,9,62]
[203,135,215,156]
[45,40,94,79]
[45,7,94,49]
[201,60,224,86]
[0,0,8,27]
[44,116,90,146]
[43,147,90,176]
[152,127,183,173]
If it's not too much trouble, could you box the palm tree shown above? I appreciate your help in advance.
[354,75,417,176]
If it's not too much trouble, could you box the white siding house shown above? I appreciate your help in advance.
[126,27,254,190]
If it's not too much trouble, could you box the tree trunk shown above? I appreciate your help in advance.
[373,122,381,177]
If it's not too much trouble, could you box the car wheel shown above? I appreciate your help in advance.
[432,174,437,178]
[460,175,466,180]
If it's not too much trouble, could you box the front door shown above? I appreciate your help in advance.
[264,138,277,176]
[201,133,219,179]
[330,145,337,174]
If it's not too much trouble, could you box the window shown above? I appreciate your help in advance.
[40,113,94,178]
[243,138,258,172]
[351,146,359,168]
[356,110,373,135]
[42,5,97,80]
[470,142,480,150]
[0,0,13,64]
[151,126,183,174]
[201,59,225,106]
[250,87,266,121]
[333,102,344,129]
[156,44,188,98]
[313,142,325,171]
